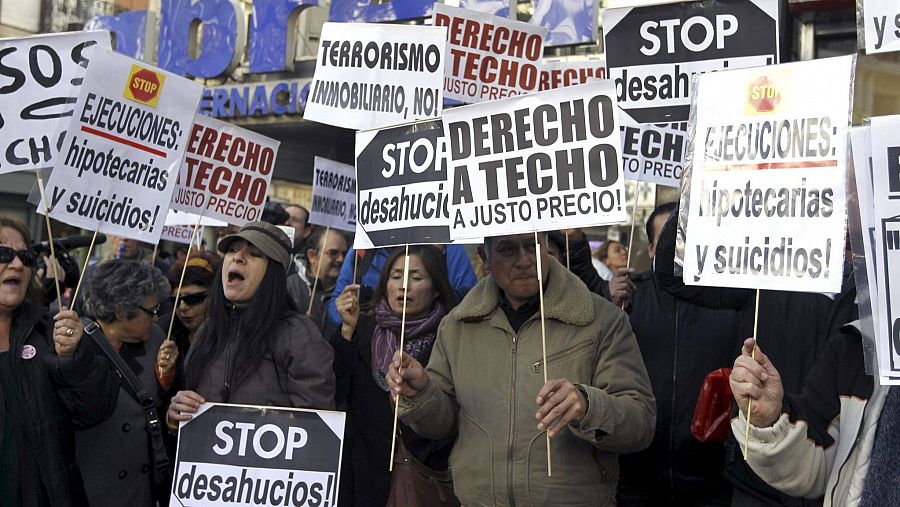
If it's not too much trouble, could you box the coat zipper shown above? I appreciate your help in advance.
[221,343,232,402]
[507,331,518,507]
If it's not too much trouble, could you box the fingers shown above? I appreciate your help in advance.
[536,378,565,405]
[535,379,585,437]
[733,354,769,383]
[157,342,178,372]
[741,337,757,356]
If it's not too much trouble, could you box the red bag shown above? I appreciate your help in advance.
[691,367,733,444]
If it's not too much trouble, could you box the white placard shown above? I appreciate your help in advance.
[434,3,547,103]
[863,0,900,55]
[0,31,110,174]
[43,49,203,243]
[621,122,686,188]
[682,56,855,293]
[539,58,607,91]
[171,114,279,225]
[304,23,446,131]
[444,81,626,240]
[309,157,356,232]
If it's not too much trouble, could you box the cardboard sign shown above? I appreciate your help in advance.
[0,31,110,174]
[538,58,607,91]
[355,119,451,248]
[434,4,547,104]
[681,56,855,293]
[170,403,345,507]
[309,157,356,233]
[603,0,779,125]
[444,81,626,240]
[621,122,686,188]
[863,0,900,55]
[171,114,279,225]
[43,49,203,243]
[304,23,446,131]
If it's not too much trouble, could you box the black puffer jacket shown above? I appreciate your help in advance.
[4,302,119,506]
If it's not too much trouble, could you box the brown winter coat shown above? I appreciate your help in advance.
[398,257,656,507]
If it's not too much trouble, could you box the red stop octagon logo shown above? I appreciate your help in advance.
[123,65,165,107]
[747,76,780,113]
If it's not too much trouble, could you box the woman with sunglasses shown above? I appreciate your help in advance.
[78,258,175,506]
[166,222,335,428]
[165,253,220,353]
[0,217,119,506]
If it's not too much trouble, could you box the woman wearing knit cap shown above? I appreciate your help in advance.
[166,221,335,428]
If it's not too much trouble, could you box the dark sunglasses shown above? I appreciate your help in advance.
[170,292,208,307]
[0,246,37,267]
[138,304,161,318]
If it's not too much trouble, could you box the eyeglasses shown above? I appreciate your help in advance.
[170,292,208,307]
[0,247,37,268]
[138,304,161,318]
[312,248,348,259]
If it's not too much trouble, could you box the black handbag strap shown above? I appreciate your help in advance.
[83,319,170,484]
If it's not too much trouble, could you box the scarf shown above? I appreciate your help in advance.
[860,386,900,507]
[371,299,445,391]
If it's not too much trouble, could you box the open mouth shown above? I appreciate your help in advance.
[1,277,22,288]
[226,270,245,284]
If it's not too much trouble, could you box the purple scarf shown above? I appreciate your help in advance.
[371,299,445,391]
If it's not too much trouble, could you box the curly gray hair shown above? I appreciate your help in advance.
[84,259,171,322]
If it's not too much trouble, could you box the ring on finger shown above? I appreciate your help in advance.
[65,327,74,337]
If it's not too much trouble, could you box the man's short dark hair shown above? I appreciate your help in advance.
[645,202,678,245]
[306,227,346,253]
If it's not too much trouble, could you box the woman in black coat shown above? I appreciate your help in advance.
[0,217,119,506]
[332,245,458,507]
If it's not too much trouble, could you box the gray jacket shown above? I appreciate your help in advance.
[76,326,166,507]
[190,310,335,410]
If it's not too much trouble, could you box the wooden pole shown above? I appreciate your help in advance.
[565,233,570,270]
[742,289,762,459]
[34,172,62,307]
[307,226,330,316]
[535,231,552,477]
[165,220,202,342]
[68,230,99,309]
[389,244,411,472]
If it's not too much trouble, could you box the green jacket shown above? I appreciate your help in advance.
[398,257,656,507]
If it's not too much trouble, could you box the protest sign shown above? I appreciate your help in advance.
[309,157,356,232]
[538,58,607,91]
[304,23,446,131]
[434,4,547,104]
[869,116,900,384]
[0,31,110,175]
[870,115,900,217]
[171,114,279,225]
[681,56,855,293]
[603,0,779,125]
[355,119,451,248]
[862,0,900,55]
[621,122,686,188]
[161,224,201,245]
[42,49,203,243]
[444,81,626,240]
[170,403,345,507]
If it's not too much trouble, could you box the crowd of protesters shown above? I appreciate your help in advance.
[0,195,886,507]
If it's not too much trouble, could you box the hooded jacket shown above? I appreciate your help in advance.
[398,257,655,506]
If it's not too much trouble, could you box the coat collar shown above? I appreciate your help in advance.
[454,256,594,327]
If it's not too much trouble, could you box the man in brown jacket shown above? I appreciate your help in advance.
[388,233,656,506]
